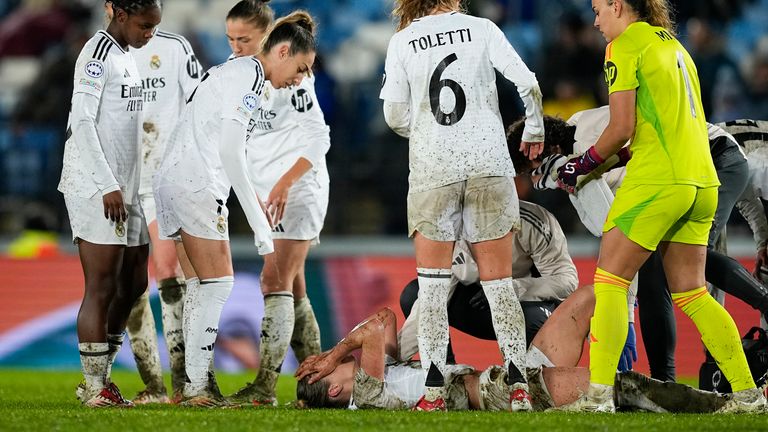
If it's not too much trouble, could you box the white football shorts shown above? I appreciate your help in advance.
[64,192,149,247]
[407,176,521,242]
[155,183,230,242]
[271,175,328,244]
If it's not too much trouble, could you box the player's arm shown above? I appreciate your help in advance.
[219,66,274,254]
[178,34,203,99]
[487,21,544,158]
[735,181,768,276]
[268,81,330,221]
[380,36,411,138]
[297,308,396,383]
[515,209,578,301]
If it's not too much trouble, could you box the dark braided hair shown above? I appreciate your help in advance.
[108,0,162,15]
[227,0,274,31]
[261,10,317,56]
[507,115,576,175]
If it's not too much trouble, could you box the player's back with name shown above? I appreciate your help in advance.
[406,27,471,54]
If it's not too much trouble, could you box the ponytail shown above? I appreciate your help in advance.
[392,0,463,31]
[261,10,317,55]
[227,0,274,31]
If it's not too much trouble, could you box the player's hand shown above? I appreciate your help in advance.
[753,246,768,280]
[266,179,291,226]
[102,190,126,222]
[521,140,544,160]
[296,352,337,384]
[257,195,275,229]
[555,146,605,193]
[532,154,566,191]
[469,289,490,311]
[618,323,637,372]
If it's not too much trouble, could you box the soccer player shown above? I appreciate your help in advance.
[58,0,161,408]
[295,306,734,413]
[545,0,763,412]
[398,200,579,363]
[380,0,544,411]
[124,15,202,403]
[153,10,317,407]
[509,109,768,381]
[220,1,330,407]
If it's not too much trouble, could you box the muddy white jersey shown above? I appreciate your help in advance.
[157,56,265,199]
[380,12,543,192]
[245,76,330,196]
[132,30,202,193]
[58,30,144,204]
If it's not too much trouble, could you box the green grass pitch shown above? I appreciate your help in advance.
[0,369,765,431]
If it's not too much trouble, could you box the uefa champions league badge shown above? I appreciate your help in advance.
[216,216,227,234]
[85,61,104,78]
[243,93,258,111]
[150,55,161,70]
[115,221,126,238]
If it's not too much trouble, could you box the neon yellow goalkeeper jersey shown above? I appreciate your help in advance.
[604,21,719,187]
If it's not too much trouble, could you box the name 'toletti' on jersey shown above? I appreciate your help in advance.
[58,30,144,204]
[131,30,202,194]
[380,12,543,192]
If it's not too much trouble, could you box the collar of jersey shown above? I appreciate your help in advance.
[97,30,126,54]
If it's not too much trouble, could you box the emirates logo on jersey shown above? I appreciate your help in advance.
[150,55,161,70]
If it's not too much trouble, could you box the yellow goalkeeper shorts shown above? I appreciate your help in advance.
[603,184,717,251]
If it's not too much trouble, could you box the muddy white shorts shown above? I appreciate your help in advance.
[407,176,520,242]
[64,193,149,247]
[155,183,229,241]
[271,174,328,244]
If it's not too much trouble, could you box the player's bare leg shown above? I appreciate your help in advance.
[177,231,233,407]
[412,232,453,412]
[230,239,311,406]
[528,285,595,368]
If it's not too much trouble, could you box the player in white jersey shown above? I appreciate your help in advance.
[118,24,202,403]
[153,10,318,407]
[58,0,161,408]
[380,0,544,411]
[217,1,330,407]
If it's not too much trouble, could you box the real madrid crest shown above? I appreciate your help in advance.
[216,216,227,234]
[115,221,126,238]
[150,55,161,70]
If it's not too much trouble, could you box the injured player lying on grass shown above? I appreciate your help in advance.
[294,292,739,412]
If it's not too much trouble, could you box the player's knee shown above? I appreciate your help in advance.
[400,278,420,317]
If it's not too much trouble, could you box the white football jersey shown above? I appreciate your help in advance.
[380,12,543,192]
[157,56,265,199]
[245,76,330,196]
[131,30,202,194]
[58,30,144,204]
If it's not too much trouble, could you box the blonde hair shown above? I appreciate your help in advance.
[261,10,317,55]
[618,0,676,35]
[392,0,463,31]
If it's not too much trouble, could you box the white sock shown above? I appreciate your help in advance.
[259,292,295,373]
[182,277,200,347]
[291,296,321,362]
[79,342,109,392]
[126,291,164,392]
[482,277,527,383]
[105,333,124,380]
[185,276,233,388]
[416,268,451,375]
[158,277,187,392]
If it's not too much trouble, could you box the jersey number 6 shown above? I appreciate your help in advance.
[429,53,466,126]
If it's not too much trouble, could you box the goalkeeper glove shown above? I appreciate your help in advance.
[617,322,638,372]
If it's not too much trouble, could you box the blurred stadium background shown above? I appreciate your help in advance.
[0,0,766,381]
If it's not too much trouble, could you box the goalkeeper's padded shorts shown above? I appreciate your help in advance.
[603,184,717,251]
